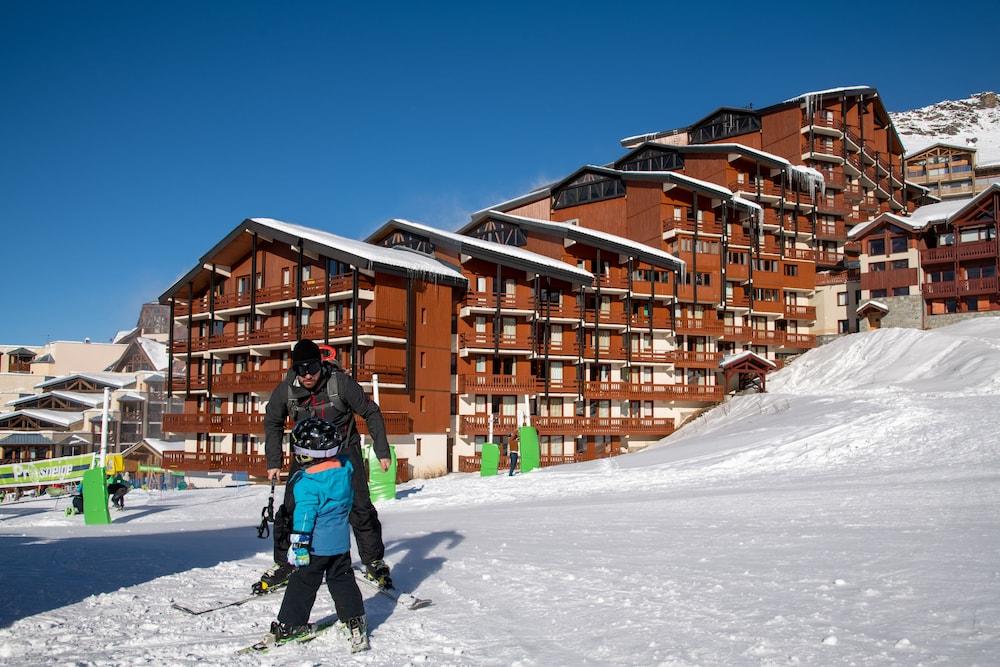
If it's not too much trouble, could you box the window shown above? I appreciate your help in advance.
[282,267,291,286]
[421,308,427,325]
[868,238,885,255]
[838,320,850,334]
[301,265,312,281]
[966,265,997,279]
[945,298,958,314]
[871,289,887,298]
[960,226,997,242]
[837,292,848,306]
[892,287,910,296]
[869,262,886,272]
[784,264,798,277]
[891,236,907,253]
[965,297,980,312]
[937,232,954,247]
[415,438,422,457]
[552,171,625,209]
[891,259,909,270]
[420,352,426,369]
[419,396,426,413]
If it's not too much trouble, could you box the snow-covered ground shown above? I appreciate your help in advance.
[2,319,1000,665]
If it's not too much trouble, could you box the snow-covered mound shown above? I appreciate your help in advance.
[891,92,1000,166]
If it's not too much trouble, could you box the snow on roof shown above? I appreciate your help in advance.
[478,211,685,271]
[784,86,874,103]
[848,195,980,239]
[142,438,187,455]
[472,186,551,217]
[647,170,733,199]
[113,328,137,344]
[719,350,777,369]
[7,391,106,408]
[0,409,83,427]
[857,300,889,315]
[118,392,147,402]
[249,218,466,283]
[138,338,169,371]
[903,141,977,159]
[388,219,594,282]
[35,372,136,390]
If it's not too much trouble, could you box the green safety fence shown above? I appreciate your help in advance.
[82,466,111,525]
[518,426,540,473]
[480,443,500,477]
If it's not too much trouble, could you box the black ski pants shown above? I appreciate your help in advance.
[277,551,364,626]
[273,443,385,565]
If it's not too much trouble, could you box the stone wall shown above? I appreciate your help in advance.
[925,311,1000,329]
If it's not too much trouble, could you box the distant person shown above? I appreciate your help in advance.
[107,475,129,511]
[253,339,393,595]
[264,417,369,652]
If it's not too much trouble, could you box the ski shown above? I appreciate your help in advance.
[353,567,432,610]
[236,616,338,655]
[171,582,287,616]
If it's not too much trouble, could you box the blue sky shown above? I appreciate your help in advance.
[2,1,998,344]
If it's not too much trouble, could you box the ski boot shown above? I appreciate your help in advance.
[252,562,294,595]
[345,615,370,653]
[269,620,313,643]
[363,559,393,589]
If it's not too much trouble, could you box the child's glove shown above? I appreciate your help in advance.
[286,533,311,567]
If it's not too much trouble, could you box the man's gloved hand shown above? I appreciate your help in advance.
[286,532,311,567]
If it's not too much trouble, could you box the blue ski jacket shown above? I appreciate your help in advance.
[288,455,354,556]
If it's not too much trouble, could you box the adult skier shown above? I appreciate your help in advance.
[252,339,393,595]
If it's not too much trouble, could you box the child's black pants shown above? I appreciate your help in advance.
[277,551,364,626]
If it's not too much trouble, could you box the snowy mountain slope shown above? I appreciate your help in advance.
[1,319,999,665]
[891,92,1000,165]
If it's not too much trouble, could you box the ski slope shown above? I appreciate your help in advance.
[2,319,999,665]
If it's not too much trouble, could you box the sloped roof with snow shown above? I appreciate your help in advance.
[35,372,136,390]
[0,409,84,427]
[466,210,685,273]
[720,350,777,369]
[373,218,594,284]
[783,86,876,104]
[7,391,105,409]
[137,338,169,371]
[857,300,889,315]
[848,194,982,239]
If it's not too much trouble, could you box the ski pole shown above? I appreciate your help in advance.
[256,477,276,539]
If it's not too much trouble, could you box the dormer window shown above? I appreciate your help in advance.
[467,219,527,247]
[380,230,435,254]
[553,171,625,210]
[618,147,683,172]
[689,110,761,144]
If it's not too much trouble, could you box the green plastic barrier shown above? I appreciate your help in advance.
[518,426,541,473]
[82,467,111,525]
[367,445,397,502]
[480,443,500,477]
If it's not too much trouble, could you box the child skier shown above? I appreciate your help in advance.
[267,417,370,653]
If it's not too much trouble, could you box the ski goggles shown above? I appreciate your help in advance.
[293,360,322,377]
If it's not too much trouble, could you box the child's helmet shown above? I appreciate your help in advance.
[291,417,344,459]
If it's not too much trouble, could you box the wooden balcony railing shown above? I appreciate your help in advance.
[672,351,723,368]
[163,413,266,434]
[464,291,534,311]
[355,412,412,435]
[533,416,675,436]
[582,344,628,361]
[459,332,533,351]
[532,300,581,319]
[783,333,817,349]
[860,268,918,292]
[352,363,406,385]
[534,339,580,357]
[212,370,286,393]
[783,247,815,262]
[596,274,630,290]
[784,304,817,320]
[957,239,998,261]
[816,220,846,240]
[815,250,845,266]
[674,318,724,336]
[923,277,999,297]
[459,374,539,394]
[460,414,519,435]
[583,381,723,401]
[626,347,676,364]
[920,246,954,264]
[628,311,673,329]
[458,453,576,473]
[536,378,580,394]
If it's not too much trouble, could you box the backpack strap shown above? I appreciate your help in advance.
[285,364,353,428]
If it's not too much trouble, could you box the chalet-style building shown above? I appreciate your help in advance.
[849,184,1000,328]
[158,217,467,478]
[368,214,688,465]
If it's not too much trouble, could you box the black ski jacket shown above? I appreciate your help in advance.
[264,360,390,470]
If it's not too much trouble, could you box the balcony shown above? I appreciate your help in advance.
[212,370,286,393]
[353,363,406,385]
[782,333,817,349]
[596,274,631,291]
[674,317,724,336]
[923,277,998,297]
[860,268,918,292]
[460,332,533,352]
[957,239,999,261]
[464,291,534,311]
[459,374,539,394]
[536,378,580,394]
[784,304,817,321]
[355,411,412,435]
[626,347,676,364]
[162,451,410,482]
[460,414,518,435]
[532,299,581,320]
[534,338,580,357]
[749,329,785,346]
[672,351,723,368]
[583,381,724,402]
[582,344,628,361]
[816,220,846,240]
[628,311,673,330]
[533,416,675,436]
[783,247,816,262]
[815,250,845,266]
[163,413,265,434]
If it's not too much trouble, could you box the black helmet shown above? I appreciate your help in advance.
[291,417,344,459]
